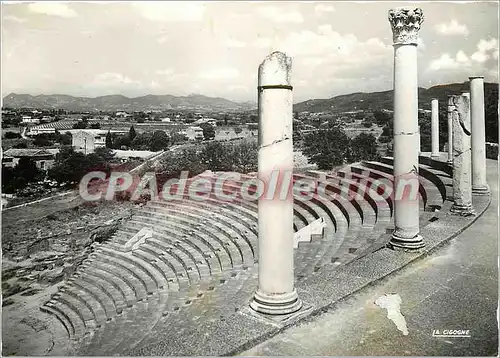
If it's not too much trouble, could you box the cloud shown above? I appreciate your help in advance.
[256,6,304,23]
[28,3,77,18]
[92,72,139,86]
[435,20,469,36]
[199,67,240,80]
[314,4,336,14]
[471,38,499,63]
[3,15,26,23]
[155,68,174,76]
[225,38,246,48]
[427,38,498,82]
[132,2,205,22]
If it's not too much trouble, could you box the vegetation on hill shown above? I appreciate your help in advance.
[302,121,380,170]
[294,82,498,143]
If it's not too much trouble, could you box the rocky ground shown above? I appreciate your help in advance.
[2,199,137,356]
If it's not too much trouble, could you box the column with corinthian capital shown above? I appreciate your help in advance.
[388,8,425,250]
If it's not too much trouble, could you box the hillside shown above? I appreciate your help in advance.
[1,93,254,112]
[293,82,498,113]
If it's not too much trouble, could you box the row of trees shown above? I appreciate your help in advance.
[105,126,173,151]
[302,122,380,170]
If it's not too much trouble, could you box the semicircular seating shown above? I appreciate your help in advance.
[40,158,452,355]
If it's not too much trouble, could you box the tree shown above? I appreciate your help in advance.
[4,132,21,139]
[373,110,392,126]
[72,120,88,129]
[350,133,381,162]
[2,158,43,193]
[418,112,432,152]
[130,132,152,150]
[200,123,215,140]
[171,131,188,144]
[129,126,137,142]
[105,130,113,148]
[302,124,351,170]
[90,122,101,129]
[48,147,109,185]
[149,130,170,151]
[200,142,233,171]
[234,126,243,135]
[33,136,52,147]
[361,118,373,128]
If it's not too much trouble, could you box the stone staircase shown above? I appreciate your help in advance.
[39,157,454,355]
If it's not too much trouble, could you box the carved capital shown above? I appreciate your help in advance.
[388,8,424,45]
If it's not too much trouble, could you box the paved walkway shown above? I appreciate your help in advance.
[243,159,498,356]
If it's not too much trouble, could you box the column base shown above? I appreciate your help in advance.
[450,203,476,216]
[250,289,302,315]
[447,159,453,165]
[472,184,490,196]
[388,234,425,251]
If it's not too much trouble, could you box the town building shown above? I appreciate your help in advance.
[2,148,56,171]
[21,116,40,124]
[70,129,126,154]
[185,126,204,141]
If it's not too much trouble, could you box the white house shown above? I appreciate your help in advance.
[185,126,204,141]
[22,116,40,124]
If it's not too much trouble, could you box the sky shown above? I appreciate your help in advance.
[1,1,499,103]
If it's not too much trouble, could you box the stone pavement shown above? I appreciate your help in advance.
[242,158,498,356]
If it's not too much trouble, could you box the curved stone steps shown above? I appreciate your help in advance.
[323,174,386,227]
[350,164,426,214]
[80,291,166,356]
[381,156,450,199]
[87,256,148,302]
[116,222,209,276]
[138,242,190,290]
[131,209,245,271]
[336,169,394,217]
[129,267,257,355]
[97,248,168,294]
[362,160,445,218]
[64,281,108,327]
[130,249,179,291]
[92,250,158,297]
[82,266,132,308]
[78,270,126,315]
[358,162,427,209]
[145,199,256,262]
[40,304,75,340]
[43,297,88,341]
[137,220,228,276]
[219,180,309,230]
[153,195,259,236]
[122,217,208,280]
[293,194,345,278]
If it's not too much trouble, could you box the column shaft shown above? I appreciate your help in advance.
[390,43,423,250]
[450,94,475,216]
[250,51,301,315]
[469,76,490,195]
[431,99,440,158]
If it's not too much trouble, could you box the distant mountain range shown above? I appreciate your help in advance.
[1,93,256,112]
[2,82,497,113]
[293,82,498,113]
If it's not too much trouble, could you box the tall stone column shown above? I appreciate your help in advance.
[250,52,302,315]
[449,93,475,216]
[387,8,425,251]
[469,76,490,195]
[447,104,453,164]
[431,98,440,159]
